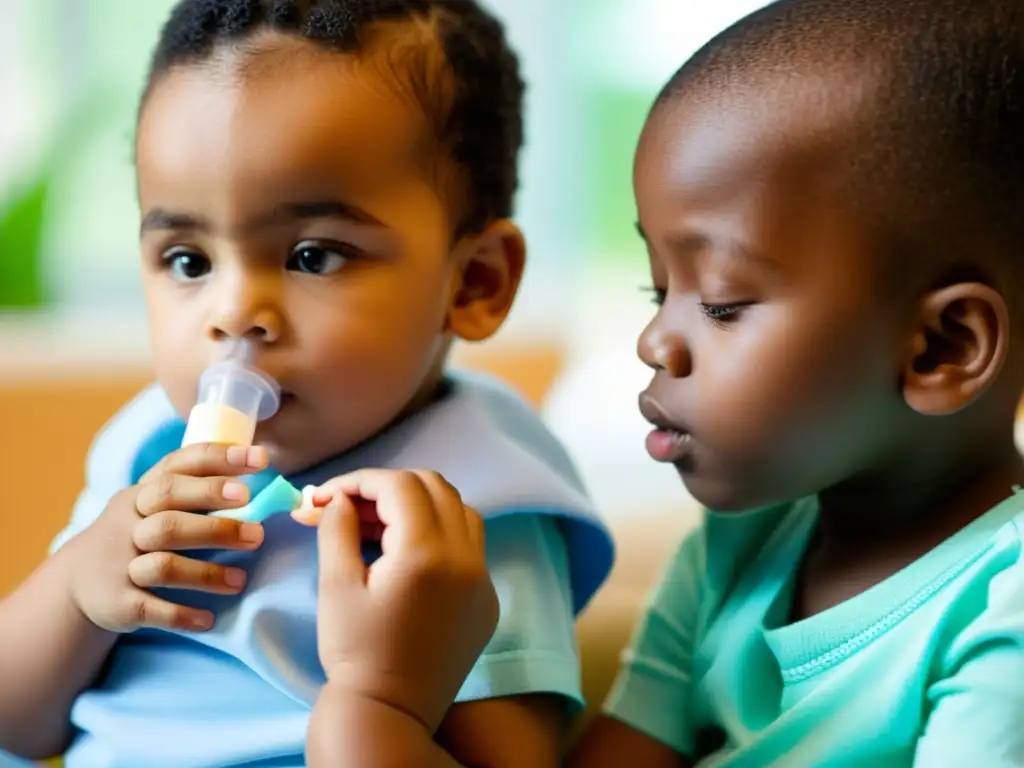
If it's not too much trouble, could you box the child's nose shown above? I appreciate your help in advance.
[637,321,692,378]
[207,279,283,344]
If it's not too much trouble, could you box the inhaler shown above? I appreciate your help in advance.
[181,338,281,448]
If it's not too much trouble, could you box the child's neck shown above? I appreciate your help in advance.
[816,440,1024,547]
[792,437,1024,621]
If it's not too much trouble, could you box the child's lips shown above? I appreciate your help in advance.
[638,392,693,464]
[645,427,693,463]
[272,392,297,416]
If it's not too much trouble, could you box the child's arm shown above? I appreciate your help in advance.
[302,469,501,767]
[566,530,707,768]
[307,477,706,767]
[306,473,583,767]
[0,545,118,760]
[0,441,268,759]
[309,683,463,767]
[313,573,569,768]
[568,717,693,768]
[0,393,141,757]
[426,512,578,768]
[435,694,566,767]
[912,562,1024,767]
[0,409,134,759]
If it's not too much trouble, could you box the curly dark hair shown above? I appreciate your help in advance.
[654,0,1024,294]
[143,0,525,236]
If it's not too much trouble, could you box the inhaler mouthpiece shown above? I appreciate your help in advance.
[181,338,281,447]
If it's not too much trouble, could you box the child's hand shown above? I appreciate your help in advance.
[295,469,500,734]
[63,444,268,634]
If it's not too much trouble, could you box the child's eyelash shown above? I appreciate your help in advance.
[639,287,753,323]
[640,285,667,306]
[699,303,742,319]
[698,302,753,328]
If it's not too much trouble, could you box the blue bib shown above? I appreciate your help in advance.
[55,372,613,767]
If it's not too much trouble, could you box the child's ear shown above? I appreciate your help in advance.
[446,220,526,343]
[902,282,1009,415]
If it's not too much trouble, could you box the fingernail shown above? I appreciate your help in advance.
[192,614,214,630]
[223,482,248,501]
[239,522,264,543]
[224,568,247,588]
[246,447,267,468]
[226,446,249,466]
[226,446,266,468]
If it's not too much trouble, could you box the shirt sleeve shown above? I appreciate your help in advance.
[50,384,175,554]
[914,552,1024,767]
[454,513,584,709]
[602,527,706,758]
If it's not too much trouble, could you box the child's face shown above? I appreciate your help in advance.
[136,43,471,474]
[634,93,912,511]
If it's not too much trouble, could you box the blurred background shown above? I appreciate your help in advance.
[0,0,775,595]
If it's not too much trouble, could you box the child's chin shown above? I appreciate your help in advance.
[681,474,770,514]
[257,429,362,478]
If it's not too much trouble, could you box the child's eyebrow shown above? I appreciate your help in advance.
[140,200,386,236]
[271,201,385,227]
[639,222,780,271]
[140,209,206,235]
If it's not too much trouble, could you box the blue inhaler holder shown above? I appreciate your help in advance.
[211,474,303,523]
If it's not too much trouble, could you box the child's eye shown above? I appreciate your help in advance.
[163,251,211,282]
[699,302,751,324]
[287,241,354,275]
[641,285,667,306]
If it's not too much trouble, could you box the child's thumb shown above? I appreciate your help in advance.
[316,495,366,589]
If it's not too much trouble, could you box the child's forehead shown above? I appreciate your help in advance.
[636,67,877,212]
[137,47,430,194]
[634,76,893,280]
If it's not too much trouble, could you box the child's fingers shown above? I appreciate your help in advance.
[128,552,249,595]
[317,496,367,589]
[309,475,355,506]
[409,469,470,542]
[312,469,439,543]
[312,469,428,506]
[295,489,378,526]
[464,504,485,551]
[140,443,268,484]
[120,590,215,632]
[135,474,251,517]
[133,511,264,552]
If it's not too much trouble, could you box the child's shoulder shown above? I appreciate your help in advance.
[301,369,594,511]
[446,369,582,460]
[653,498,813,614]
[675,493,1024,617]
[939,492,1024,643]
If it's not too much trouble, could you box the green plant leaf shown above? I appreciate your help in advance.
[0,174,48,307]
[0,90,116,309]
